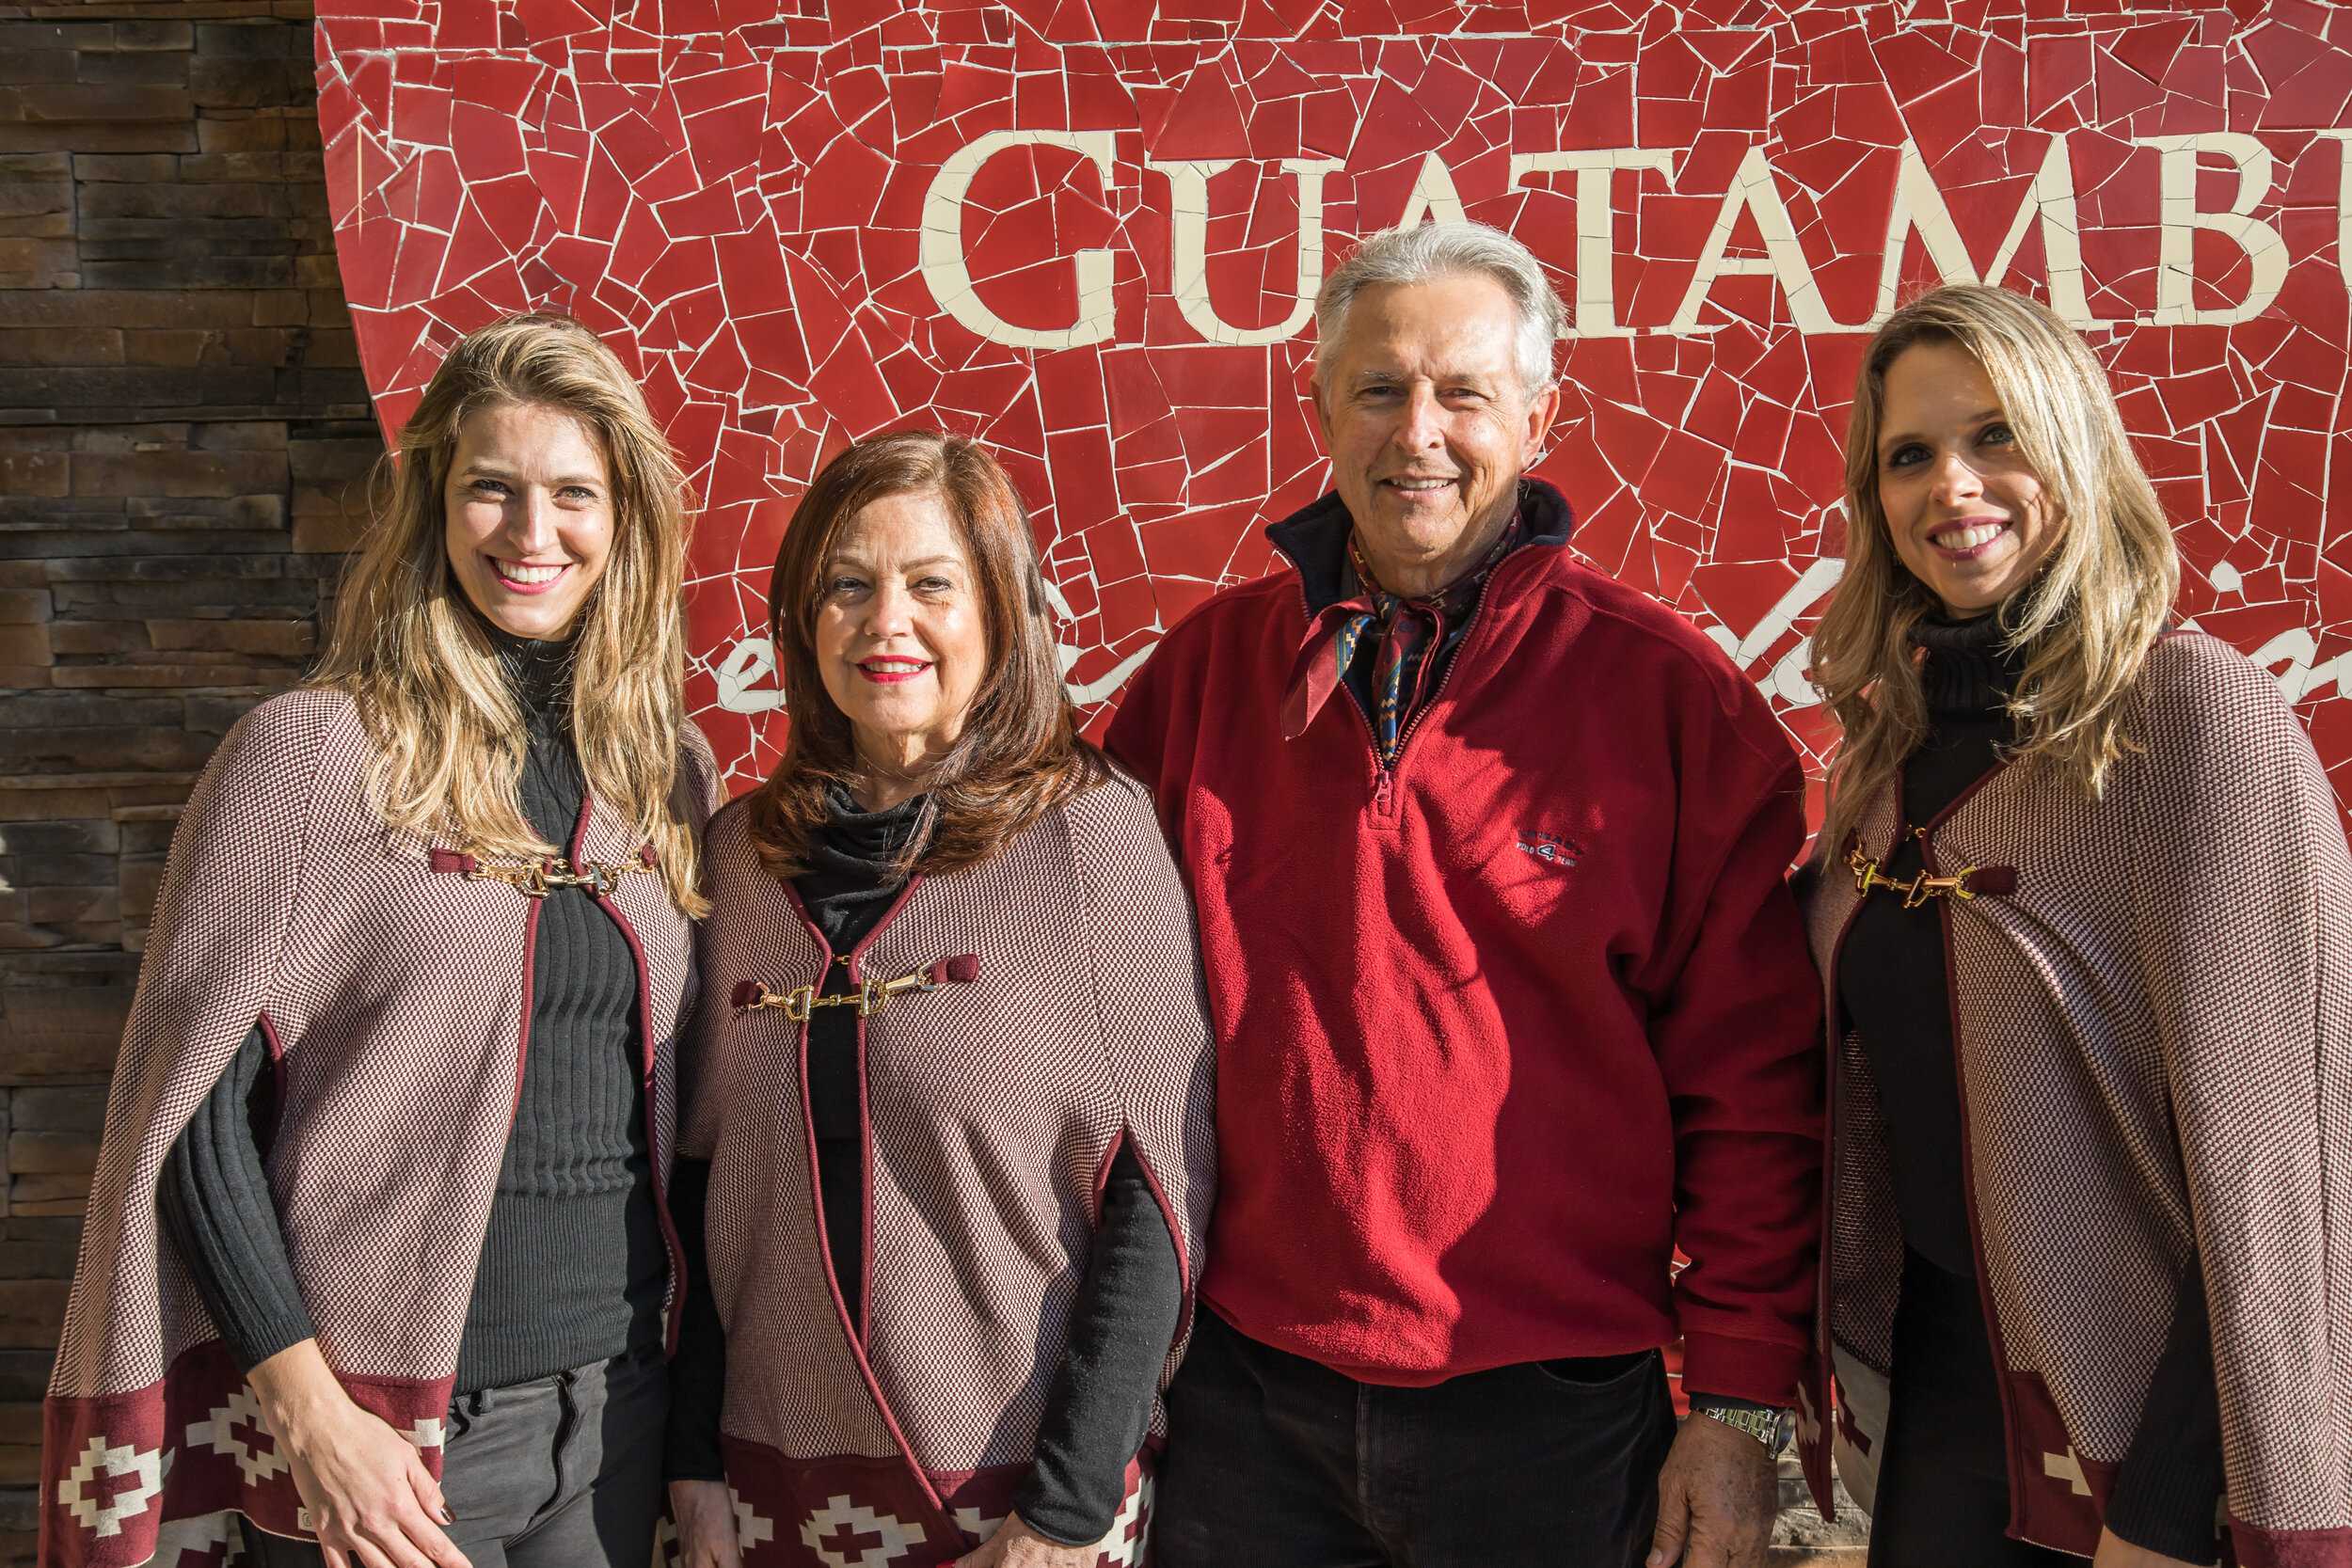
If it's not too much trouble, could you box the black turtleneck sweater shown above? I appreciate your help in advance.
[1837,615,2016,1279]
[1836,613,2224,1564]
[157,634,669,1393]
[664,785,1185,1549]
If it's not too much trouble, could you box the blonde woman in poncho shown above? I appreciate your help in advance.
[42,314,716,1568]
[1797,283,2352,1568]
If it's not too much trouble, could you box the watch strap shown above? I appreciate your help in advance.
[1692,1401,1793,1452]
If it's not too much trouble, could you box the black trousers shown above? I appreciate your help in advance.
[1152,1309,1678,1568]
[242,1344,669,1568]
[1867,1253,2085,1568]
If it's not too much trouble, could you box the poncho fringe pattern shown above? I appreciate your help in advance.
[1795,633,2352,1567]
[40,688,717,1568]
[680,769,1215,1568]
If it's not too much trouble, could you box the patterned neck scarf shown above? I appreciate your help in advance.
[1335,512,1523,766]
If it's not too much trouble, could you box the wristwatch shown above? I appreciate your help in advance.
[1691,1399,1796,1454]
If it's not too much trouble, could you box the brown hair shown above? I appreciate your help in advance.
[1812,283,2179,857]
[740,430,1103,879]
[310,312,707,914]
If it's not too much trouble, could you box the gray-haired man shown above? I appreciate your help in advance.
[1106,222,1824,1567]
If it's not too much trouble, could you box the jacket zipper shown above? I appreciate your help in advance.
[1298,546,1533,816]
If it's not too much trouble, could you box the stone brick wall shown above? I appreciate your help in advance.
[0,3,373,1554]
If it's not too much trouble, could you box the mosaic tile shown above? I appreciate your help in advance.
[316,0,2352,816]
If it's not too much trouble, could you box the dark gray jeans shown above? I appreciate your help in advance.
[1152,1310,1677,1568]
[242,1345,668,1568]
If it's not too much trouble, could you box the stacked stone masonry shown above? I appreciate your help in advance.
[0,2,373,1557]
[0,6,1869,1563]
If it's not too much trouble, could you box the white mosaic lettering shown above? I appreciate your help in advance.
[1394,150,1469,230]
[2140,132,2286,327]
[1509,148,1675,340]
[1669,144,1838,336]
[921,131,1120,351]
[1150,157,1343,347]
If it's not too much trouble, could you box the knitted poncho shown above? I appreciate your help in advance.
[1796,633,2352,1566]
[678,769,1215,1567]
[42,688,716,1568]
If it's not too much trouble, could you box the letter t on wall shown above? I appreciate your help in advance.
[1510,149,1674,338]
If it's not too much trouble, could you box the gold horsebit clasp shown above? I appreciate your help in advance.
[734,955,980,1022]
[1848,845,1977,909]
[466,855,649,899]
[1846,823,2007,910]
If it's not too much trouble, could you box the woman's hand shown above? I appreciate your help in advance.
[2092,1528,2209,1568]
[952,1512,1103,1568]
[669,1479,745,1568]
[247,1339,468,1568]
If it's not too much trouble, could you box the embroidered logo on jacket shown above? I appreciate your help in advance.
[1515,829,1584,869]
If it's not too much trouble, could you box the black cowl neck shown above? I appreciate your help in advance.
[1913,612,2026,721]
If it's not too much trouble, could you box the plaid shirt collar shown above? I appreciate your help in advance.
[1276,479,1571,749]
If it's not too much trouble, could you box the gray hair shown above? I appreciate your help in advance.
[1311,221,1566,399]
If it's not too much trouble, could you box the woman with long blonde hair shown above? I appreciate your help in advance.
[1797,282,2352,1568]
[40,313,716,1568]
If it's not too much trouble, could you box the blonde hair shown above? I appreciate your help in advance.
[310,313,707,914]
[1812,283,2179,856]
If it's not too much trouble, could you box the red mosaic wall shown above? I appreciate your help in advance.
[312,0,2352,810]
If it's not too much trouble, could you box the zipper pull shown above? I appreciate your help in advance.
[1373,769,1394,815]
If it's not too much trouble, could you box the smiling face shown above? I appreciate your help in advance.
[443,401,615,641]
[1874,339,2061,619]
[1314,274,1560,597]
[813,489,990,787]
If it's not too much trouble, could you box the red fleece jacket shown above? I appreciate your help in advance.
[1105,482,1823,1402]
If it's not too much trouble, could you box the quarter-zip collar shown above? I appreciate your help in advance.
[1270,477,1575,745]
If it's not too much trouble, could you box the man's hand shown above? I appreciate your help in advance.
[1647,1413,1777,1568]
[670,1479,745,1568]
[2090,1528,2208,1568]
[248,1339,469,1568]
[952,1512,1103,1568]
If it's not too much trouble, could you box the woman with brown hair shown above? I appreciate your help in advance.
[663,432,1215,1568]
[1798,282,2352,1568]
[41,313,717,1568]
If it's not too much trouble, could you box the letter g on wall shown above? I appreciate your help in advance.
[920,130,1120,349]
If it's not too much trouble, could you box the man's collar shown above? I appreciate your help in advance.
[1267,477,1576,618]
